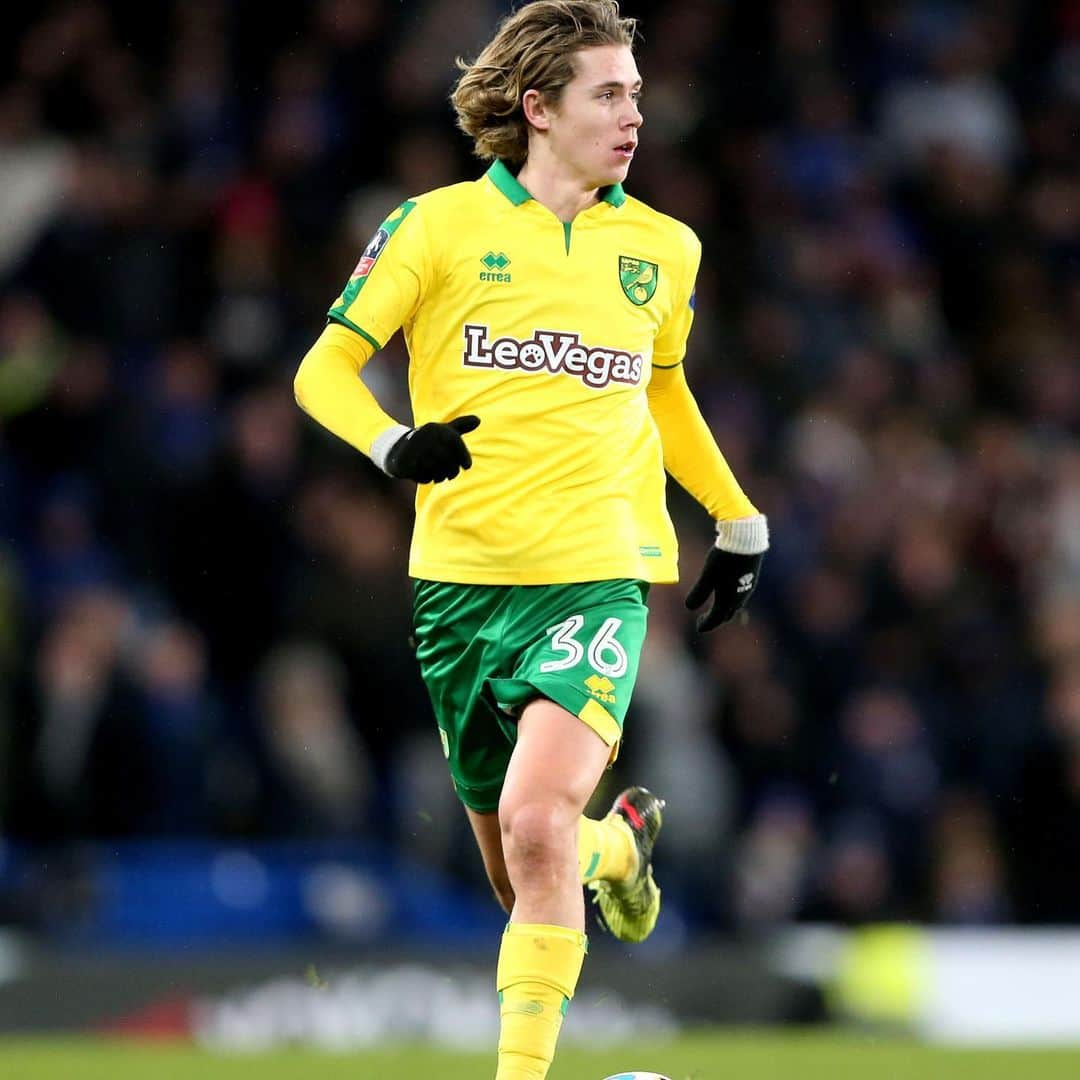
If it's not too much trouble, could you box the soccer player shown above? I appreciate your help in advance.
[293,2,768,1076]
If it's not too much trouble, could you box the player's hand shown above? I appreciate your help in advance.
[685,548,764,632]
[385,415,481,483]
[685,514,769,632]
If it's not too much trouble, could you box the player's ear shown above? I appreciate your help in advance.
[522,88,551,132]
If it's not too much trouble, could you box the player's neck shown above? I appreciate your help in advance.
[516,156,600,223]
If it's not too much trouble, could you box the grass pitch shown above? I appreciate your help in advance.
[3,1029,1080,1079]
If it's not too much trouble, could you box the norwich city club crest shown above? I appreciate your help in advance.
[619,255,658,305]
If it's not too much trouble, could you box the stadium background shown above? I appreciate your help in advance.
[0,0,1079,1063]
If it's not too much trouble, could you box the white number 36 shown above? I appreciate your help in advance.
[540,615,628,679]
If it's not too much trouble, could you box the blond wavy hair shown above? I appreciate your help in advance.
[451,1,638,165]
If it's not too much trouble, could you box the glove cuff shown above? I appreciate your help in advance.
[715,514,769,555]
[371,424,413,474]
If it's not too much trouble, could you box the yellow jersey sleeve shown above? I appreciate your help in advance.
[647,223,757,522]
[294,322,398,456]
[652,224,701,369]
[327,198,435,350]
[647,361,758,521]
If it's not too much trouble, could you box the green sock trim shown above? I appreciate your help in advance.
[584,851,601,879]
[560,995,569,1017]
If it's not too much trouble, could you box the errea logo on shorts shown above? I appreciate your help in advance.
[585,674,617,705]
[462,324,644,389]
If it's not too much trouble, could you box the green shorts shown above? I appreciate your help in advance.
[412,578,649,812]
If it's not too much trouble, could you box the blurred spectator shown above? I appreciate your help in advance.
[254,641,373,836]
[811,812,897,924]
[732,786,817,927]
[0,292,64,424]
[879,9,1022,170]
[7,588,151,841]
[142,340,221,482]
[1005,657,1080,922]
[931,789,1009,924]
[163,380,301,684]
[21,477,122,620]
[131,619,219,834]
[0,82,73,276]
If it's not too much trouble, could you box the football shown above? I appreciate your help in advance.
[600,1074,673,1080]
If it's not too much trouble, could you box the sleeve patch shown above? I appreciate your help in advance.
[350,227,390,280]
[331,199,417,313]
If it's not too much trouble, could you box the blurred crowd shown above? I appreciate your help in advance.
[0,0,1079,931]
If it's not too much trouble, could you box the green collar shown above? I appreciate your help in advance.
[485,160,626,210]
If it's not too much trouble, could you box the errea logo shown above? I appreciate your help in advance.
[480,251,512,283]
[585,674,616,704]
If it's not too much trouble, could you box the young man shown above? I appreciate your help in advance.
[294,2,767,1076]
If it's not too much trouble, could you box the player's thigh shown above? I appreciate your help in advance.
[499,697,612,828]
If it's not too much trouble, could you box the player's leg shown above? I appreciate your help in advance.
[584,785,666,943]
[467,784,662,933]
[412,578,522,908]
[578,798,637,886]
[493,696,611,1080]
[490,579,665,951]
[417,578,662,1076]
[500,696,612,926]
[466,807,515,913]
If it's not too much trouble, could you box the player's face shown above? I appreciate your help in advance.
[547,45,643,188]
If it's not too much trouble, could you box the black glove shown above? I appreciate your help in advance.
[385,415,481,483]
[685,548,764,632]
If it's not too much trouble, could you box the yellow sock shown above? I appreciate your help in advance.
[578,812,637,885]
[495,922,587,1080]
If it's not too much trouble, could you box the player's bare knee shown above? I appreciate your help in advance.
[500,799,574,877]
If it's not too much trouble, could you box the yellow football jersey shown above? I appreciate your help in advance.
[325,161,734,586]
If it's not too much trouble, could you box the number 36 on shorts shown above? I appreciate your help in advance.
[541,615,629,679]
[508,580,647,730]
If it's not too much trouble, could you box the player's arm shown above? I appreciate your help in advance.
[294,321,393,456]
[294,325,479,482]
[648,229,768,631]
[293,200,479,483]
[647,361,758,521]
